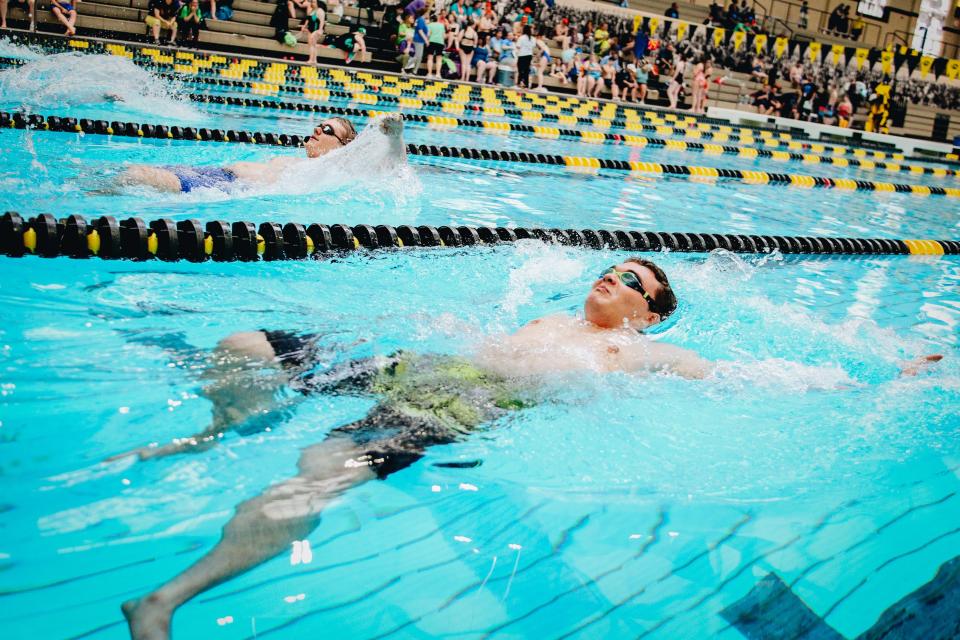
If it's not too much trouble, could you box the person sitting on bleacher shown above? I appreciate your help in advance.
[287,0,308,20]
[331,25,366,64]
[0,0,36,31]
[177,0,204,46]
[146,0,179,45]
[51,0,78,35]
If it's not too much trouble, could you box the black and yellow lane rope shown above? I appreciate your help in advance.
[19,34,960,167]
[4,111,957,198]
[188,93,956,180]
[2,212,955,261]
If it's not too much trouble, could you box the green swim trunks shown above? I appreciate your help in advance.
[309,351,532,479]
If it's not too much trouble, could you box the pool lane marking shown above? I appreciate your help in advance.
[3,110,957,200]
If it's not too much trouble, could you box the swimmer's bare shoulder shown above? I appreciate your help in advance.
[227,157,297,183]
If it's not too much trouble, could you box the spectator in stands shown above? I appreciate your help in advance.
[849,13,864,40]
[331,26,365,64]
[146,0,177,44]
[515,23,534,88]
[1,0,36,31]
[826,4,843,35]
[396,10,413,45]
[287,0,308,20]
[177,0,203,46]
[789,59,804,88]
[477,8,494,40]
[837,92,853,126]
[396,26,415,70]
[444,10,460,49]
[404,7,428,75]
[666,51,686,109]
[799,0,808,29]
[403,0,424,16]
[425,12,445,79]
[600,48,620,99]
[299,0,325,64]
[707,1,723,26]
[633,57,650,103]
[532,30,551,91]
[495,28,517,86]
[725,1,739,29]
[751,83,779,115]
[457,19,478,81]
[690,55,708,113]
[473,34,497,83]
[594,21,609,55]
[51,0,78,35]
[576,52,598,97]
[665,2,679,19]
[750,55,766,83]
[838,4,849,36]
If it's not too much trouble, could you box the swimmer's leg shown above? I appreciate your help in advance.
[118,165,182,193]
[122,431,379,640]
[107,332,290,462]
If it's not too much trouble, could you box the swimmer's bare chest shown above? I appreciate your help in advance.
[477,315,649,376]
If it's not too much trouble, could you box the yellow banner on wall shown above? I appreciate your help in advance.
[919,55,933,77]
[881,50,893,74]
[633,15,642,34]
[774,36,788,58]
[713,28,725,47]
[855,48,868,69]
[649,17,660,35]
[754,33,767,53]
[947,59,960,79]
[831,44,844,66]
[808,41,821,63]
[676,22,688,41]
[732,30,746,51]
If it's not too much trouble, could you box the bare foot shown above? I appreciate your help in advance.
[122,594,173,640]
[899,354,944,377]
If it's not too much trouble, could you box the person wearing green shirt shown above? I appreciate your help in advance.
[426,13,446,78]
[177,0,204,47]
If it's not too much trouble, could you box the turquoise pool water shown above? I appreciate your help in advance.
[1,39,959,640]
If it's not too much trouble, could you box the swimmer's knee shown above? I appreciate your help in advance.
[215,331,277,362]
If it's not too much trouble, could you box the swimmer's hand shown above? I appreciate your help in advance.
[375,112,404,138]
[899,354,943,377]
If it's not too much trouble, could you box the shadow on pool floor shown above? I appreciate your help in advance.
[721,554,960,640]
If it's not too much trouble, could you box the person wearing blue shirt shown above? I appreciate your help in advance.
[404,7,429,74]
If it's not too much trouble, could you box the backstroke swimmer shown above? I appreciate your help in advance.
[118,112,405,193]
[115,258,942,639]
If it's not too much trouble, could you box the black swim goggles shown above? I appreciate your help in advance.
[599,267,657,308]
[319,123,350,146]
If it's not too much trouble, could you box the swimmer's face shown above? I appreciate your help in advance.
[584,262,662,330]
[304,119,353,158]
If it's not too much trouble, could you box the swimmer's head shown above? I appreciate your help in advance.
[304,117,357,158]
[584,257,677,331]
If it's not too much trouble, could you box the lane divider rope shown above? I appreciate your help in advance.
[3,110,956,197]
[2,212,954,261]
[186,93,957,180]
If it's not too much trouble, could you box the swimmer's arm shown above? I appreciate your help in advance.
[625,341,715,380]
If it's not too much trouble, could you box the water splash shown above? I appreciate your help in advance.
[0,51,200,122]
[0,36,44,61]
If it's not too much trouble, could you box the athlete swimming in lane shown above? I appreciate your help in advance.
[118,112,405,193]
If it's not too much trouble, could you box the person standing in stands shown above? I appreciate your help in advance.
[299,0,325,64]
[424,12,445,79]
[799,0,808,29]
[404,7,428,74]
[515,23,535,88]
[177,0,203,47]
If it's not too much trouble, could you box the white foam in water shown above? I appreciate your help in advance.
[0,36,43,60]
[246,119,421,199]
[0,51,200,122]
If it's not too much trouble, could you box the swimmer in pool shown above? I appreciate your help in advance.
[117,258,942,639]
[119,112,405,193]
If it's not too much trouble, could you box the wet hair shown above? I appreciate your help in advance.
[624,257,678,320]
[329,116,357,143]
